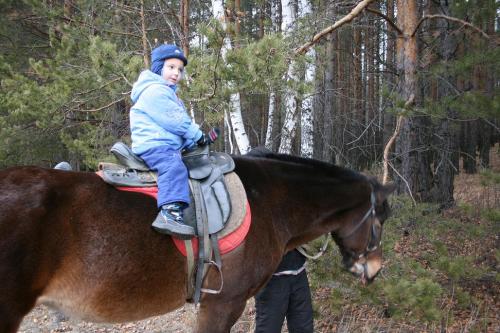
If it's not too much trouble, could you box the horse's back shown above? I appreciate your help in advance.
[0,166,188,327]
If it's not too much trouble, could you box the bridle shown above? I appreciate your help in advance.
[299,191,383,280]
[340,191,382,258]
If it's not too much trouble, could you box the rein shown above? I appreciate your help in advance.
[342,191,376,239]
[297,235,330,260]
[298,192,378,262]
[340,191,382,259]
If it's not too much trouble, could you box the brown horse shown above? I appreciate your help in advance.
[0,150,394,333]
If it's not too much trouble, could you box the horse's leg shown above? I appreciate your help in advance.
[0,242,52,333]
[0,311,22,333]
[0,305,30,333]
[0,244,44,333]
[194,295,248,333]
[0,320,21,333]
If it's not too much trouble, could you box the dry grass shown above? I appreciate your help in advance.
[454,144,500,209]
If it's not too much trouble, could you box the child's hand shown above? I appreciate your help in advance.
[197,128,220,146]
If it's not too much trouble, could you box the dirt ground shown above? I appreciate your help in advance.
[20,299,257,333]
[20,305,193,333]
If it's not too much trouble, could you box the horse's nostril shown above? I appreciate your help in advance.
[348,262,365,276]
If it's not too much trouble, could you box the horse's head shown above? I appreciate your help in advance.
[331,179,395,284]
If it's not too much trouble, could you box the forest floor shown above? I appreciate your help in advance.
[19,148,499,333]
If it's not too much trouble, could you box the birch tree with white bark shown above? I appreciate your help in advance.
[278,0,299,154]
[211,0,251,154]
[299,0,315,158]
[264,92,276,150]
[264,1,280,151]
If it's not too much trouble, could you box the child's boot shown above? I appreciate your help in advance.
[152,202,195,239]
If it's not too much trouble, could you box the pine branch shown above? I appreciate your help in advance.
[389,161,417,206]
[76,97,125,113]
[382,94,414,185]
[412,14,490,40]
[383,115,404,185]
[190,50,221,103]
[366,8,402,35]
[74,77,123,96]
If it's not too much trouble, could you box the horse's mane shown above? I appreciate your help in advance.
[247,147,366,182]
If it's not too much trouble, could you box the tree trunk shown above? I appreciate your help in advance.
[180,0,190,57]
[383,0,396,151]
[427,1,458,207]
[332,30,343,164]
[347,20,365,169]
[459,28,478,174]
[373,3,382,164]
[265,92,276,150]
[278,0,299,154]
[322,4,336,163]
[361,9,377,169]
[394,0,433,201]
[477,4,496,169]
[367,9,375,133]
[258,1,265,39]
[264,0,282,151]
[472,53,488,170]
[299,0,314,158]
[461,121,478,174]
[234,0,241,48]
[313,47,324,160]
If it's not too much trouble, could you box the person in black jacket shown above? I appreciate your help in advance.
[254,249,313,333]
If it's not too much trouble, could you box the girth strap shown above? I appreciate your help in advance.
[184,238,195,298]
[192,180,206,304]
[191,180,224,305]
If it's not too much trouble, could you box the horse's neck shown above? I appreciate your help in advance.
[236,157,369,246]
[279,179,368,245]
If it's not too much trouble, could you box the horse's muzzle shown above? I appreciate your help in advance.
[347,254,382,285]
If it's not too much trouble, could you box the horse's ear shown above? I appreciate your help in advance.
[375,182,396,204]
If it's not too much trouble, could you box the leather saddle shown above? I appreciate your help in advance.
[99,142,236,235]
[101,143,241,304]
[81,142,245,305]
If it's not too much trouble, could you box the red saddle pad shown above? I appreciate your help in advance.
[98,175,252,256]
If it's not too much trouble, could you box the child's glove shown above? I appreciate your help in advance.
[197,128,220,146]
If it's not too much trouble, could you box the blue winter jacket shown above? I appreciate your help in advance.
[130,70,202,154]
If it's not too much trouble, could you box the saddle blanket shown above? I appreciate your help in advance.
[97,171,251,256]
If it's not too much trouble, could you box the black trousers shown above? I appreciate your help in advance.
[254,270,313,333]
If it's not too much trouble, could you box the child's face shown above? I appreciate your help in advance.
[162,58,184,85]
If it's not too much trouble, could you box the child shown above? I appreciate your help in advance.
[129,44,214,239]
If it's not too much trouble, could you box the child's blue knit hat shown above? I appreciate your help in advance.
[151,44,188,75]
